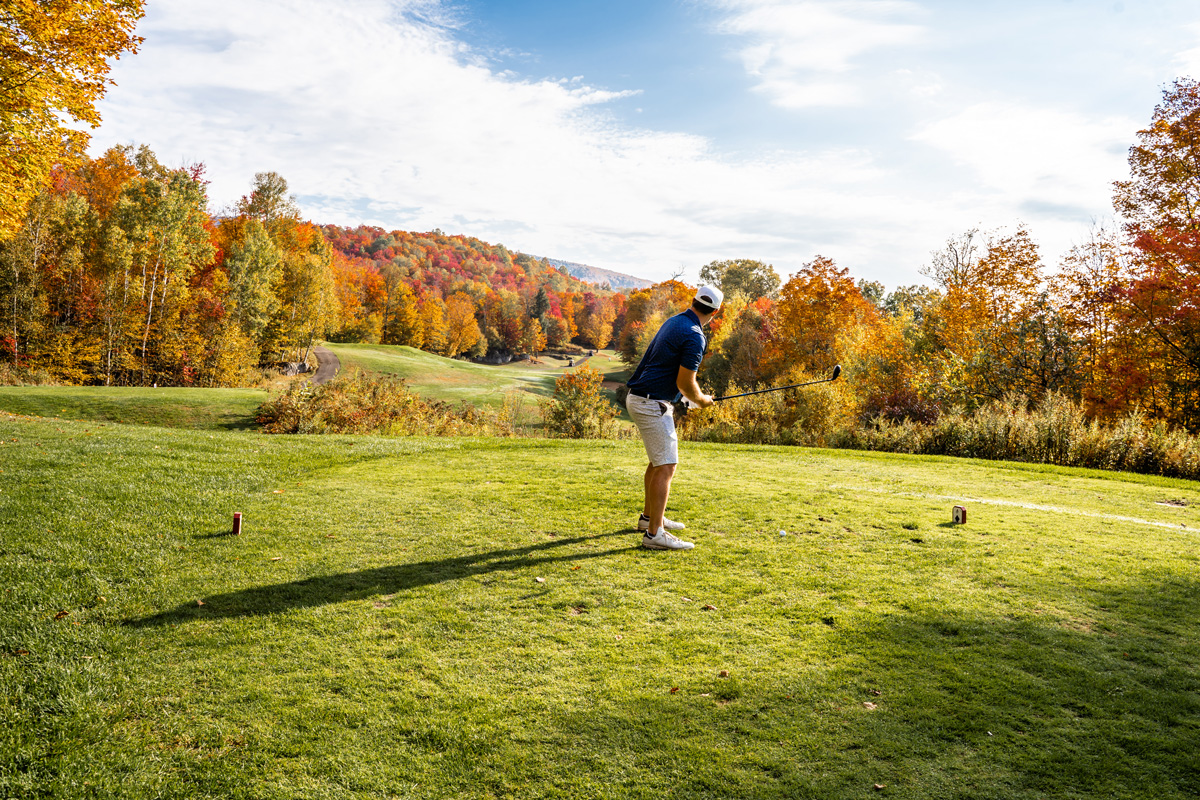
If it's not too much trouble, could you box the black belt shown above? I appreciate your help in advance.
[628,390,666,402]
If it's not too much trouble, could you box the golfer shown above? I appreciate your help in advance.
[623,285,723,550]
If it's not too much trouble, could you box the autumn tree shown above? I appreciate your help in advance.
[0,0,144,239]
[420,293,448,355]
[699,258,781,300]
[701,294,772,396]
[383,282,423,347]
[483,289,525,353]
[0,190,59,368]
[577,294,616,350]
[444,291,483,357]
[617,280,693,366]
[1111,77,1200,427]
[920,227,1048,405]
[767,256,877,378]
[1058,224,1136,417]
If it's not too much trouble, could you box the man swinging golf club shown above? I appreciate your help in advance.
[623,285,723,550]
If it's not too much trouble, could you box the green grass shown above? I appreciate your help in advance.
[3,411,1199,798]
[327,343,635,428]
[0,386,267,430]
[327,343,628,406]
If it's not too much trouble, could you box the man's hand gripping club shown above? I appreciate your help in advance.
[671,365,712,418]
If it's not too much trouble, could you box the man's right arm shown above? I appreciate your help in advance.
[676,366,713,408]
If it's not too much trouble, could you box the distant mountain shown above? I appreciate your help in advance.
[528,255,654,291]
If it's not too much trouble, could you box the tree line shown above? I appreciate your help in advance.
[3,10,1200,439]
[0,144,629,386]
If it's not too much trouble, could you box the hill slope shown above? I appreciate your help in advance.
[325,342,631,419]
[530,255,654,290]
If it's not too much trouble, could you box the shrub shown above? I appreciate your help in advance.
[541,366,618,438]
[0,361,55,386]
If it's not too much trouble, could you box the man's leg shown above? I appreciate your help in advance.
[644,462,676,535]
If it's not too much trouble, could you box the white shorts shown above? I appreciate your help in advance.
[626,393,678,467]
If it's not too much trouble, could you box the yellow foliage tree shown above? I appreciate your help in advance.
[921,227,1046,405]
[0,0,144,239]
[444,291,482,357]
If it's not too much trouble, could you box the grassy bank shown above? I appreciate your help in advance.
[3,411,1198,798]
[0,386,267,430]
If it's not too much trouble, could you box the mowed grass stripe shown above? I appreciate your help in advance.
[3,414,1198,798]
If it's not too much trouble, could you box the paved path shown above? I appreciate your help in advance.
[312,346,340,385]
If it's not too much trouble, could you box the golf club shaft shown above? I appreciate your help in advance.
[715,379,831,402]
[713,365,841,402]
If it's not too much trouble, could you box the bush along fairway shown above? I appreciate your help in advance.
[2,411,1199,798]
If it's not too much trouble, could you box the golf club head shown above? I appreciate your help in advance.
[830,364,842,381]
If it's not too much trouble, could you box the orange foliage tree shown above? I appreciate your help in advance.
[766,256,878,379]
[1111,77,1200,427]
[0,0,144,239]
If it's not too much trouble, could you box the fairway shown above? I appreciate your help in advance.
[326,342,629,407]
[3,412,1199,798]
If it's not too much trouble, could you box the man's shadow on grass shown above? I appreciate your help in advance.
[126,530,633,627]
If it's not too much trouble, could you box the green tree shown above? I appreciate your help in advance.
[532,286,551,321]
[699,259,781,300]
[237,171,300,224]
[222,219,282,347]
[110,148,214,384]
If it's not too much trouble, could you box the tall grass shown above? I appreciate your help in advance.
[831,392,1200,479]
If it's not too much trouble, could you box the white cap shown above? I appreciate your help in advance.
[694,284,723,311]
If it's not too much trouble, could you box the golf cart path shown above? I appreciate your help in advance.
[312,346,340,385]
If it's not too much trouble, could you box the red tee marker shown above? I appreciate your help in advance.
[232,512,243,535]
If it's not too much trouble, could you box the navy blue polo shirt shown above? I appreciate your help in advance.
[626,308,707,401]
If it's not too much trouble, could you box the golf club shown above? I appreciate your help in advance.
[713,364,841,402]
[671,365,841,417]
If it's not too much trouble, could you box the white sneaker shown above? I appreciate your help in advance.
[642,529,695,550]
[638,513,685,532]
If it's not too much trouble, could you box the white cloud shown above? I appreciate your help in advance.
[89,0,1148,288]
[708,0,926,108]
[1172,23,1200,77]
[912,103,1134,213]
[92,0,932,283]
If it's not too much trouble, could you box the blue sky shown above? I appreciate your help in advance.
[92,0,1200,286]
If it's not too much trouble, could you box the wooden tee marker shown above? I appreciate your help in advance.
[232,512,243,535]
[952,506,967,524]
